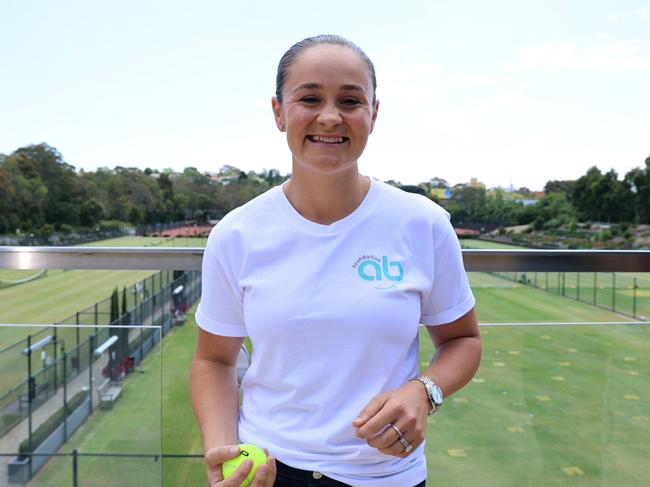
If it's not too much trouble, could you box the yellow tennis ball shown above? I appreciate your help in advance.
[222,443,267,487]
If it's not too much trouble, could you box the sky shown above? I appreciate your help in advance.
[1,0,649,191]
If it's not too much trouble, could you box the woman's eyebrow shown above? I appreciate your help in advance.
[291,83,366,94]
[340,84,365,93]
[292,82,321,94]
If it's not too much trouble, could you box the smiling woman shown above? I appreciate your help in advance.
[190,35,481,487]
[271,43,378,188]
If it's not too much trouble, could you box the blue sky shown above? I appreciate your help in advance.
[1,0,649,190]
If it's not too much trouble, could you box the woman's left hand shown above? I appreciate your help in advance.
[352,380,431,457]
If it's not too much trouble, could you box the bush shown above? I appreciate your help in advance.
[97,219,125,232]
[18,391,88,454]
[37,224,55,238]
[59,224,74,234]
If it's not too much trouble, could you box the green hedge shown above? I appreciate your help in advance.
[19,391,88,454]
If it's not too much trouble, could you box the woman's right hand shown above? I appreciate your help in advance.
[205,445,276,487]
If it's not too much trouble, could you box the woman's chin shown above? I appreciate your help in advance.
[293,158,359,177]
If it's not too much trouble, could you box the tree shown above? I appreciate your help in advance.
[110,288,119,324]
[451,185,487,220]
[2,151,48,230]
[532,192,576,229]
[624,156,650,223]
[119,286,130,363]
[0,168,16,233]
[12,144,86,228]
[79,199,105,227]
[572,166,633,222]
[544,180,575,196]
[399,185,426,195]
[429,177,449,189]
[122,287,128,316]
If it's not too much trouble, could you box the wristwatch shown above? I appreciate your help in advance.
[411,374,443,414]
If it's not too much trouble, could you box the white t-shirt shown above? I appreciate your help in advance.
[196,179,475,487]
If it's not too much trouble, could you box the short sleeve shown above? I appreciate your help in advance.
[420,216,475,326]
[195,237,248,337]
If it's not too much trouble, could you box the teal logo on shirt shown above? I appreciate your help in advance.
[352,254,404,290]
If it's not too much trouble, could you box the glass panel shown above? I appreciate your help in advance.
[2,246,647,486]
[0,323,163,487]
[419,322,650,486]
[468,271,650,323]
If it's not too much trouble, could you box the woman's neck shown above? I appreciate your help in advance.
[283,168,370,225]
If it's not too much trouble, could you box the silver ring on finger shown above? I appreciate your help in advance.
[388,423,403,438]
[399,435,413,452]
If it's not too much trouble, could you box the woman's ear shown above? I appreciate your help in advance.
[369,99,379,134]
[271,96,285,131]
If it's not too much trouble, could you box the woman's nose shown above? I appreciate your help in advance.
[317,103,342,126]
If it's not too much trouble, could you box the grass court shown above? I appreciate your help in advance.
[1,236,648,485]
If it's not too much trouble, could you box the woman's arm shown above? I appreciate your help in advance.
[354,307,481,457]
[190,329,243,450]
[422,306,481,399]
[190,329,276,486]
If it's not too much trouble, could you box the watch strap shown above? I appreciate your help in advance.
[411,374,443,414]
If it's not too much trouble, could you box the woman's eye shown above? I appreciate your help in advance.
[340,98,361,106]
[301,96,319,104]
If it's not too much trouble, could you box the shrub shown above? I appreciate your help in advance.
[18,391,88,454]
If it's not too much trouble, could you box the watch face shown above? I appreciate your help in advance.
[430,384,443,405]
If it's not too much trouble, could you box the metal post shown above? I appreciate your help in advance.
[95,302,98,333]
[577,272,580,302]
[633,277,637,317]
[53,329,58,391]
[594,272,597,305]
[562,272,566,296]
[557,273,560,294]
[88,335,94,410]
[72,449,79,487]
[63,351,68,441]
[76,312,81,351]
[612,272,616,311]
[27,335,33,472]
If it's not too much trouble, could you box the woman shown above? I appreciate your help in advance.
[191,35,481,487]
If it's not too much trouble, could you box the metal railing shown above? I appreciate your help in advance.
[1,246,649,271]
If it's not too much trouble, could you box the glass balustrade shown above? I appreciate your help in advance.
[0,248,648,486]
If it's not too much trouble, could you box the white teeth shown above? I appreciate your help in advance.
[311,135,344,143]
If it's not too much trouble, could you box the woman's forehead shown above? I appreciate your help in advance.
[285,45,372,91]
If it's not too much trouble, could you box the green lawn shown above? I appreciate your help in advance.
[79,236,207,247]
[24,287,650,486]
[4,236,649,485]
[29,317,203,486]
[0,236,207,345]
[424,322,650,486]
[462,239,650,319]
[461,238,521,249]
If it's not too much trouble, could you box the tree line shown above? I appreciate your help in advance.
[0,143,286,235]
[400,157,650,230]
[1,143,648,235]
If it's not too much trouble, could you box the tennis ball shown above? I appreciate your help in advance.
[222,443,267,487]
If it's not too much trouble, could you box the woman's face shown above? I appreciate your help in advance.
[272,45,379,176]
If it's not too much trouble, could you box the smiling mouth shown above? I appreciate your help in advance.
[308,135,347,144]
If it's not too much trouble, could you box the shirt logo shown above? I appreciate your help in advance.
[352,254,404,290]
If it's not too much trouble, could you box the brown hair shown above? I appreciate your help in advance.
[275,35,377,105]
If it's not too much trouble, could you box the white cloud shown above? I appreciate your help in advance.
[438,74,502,90]
[519,37,650,70]
[519,43,578,69]
[607,8,650,21]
